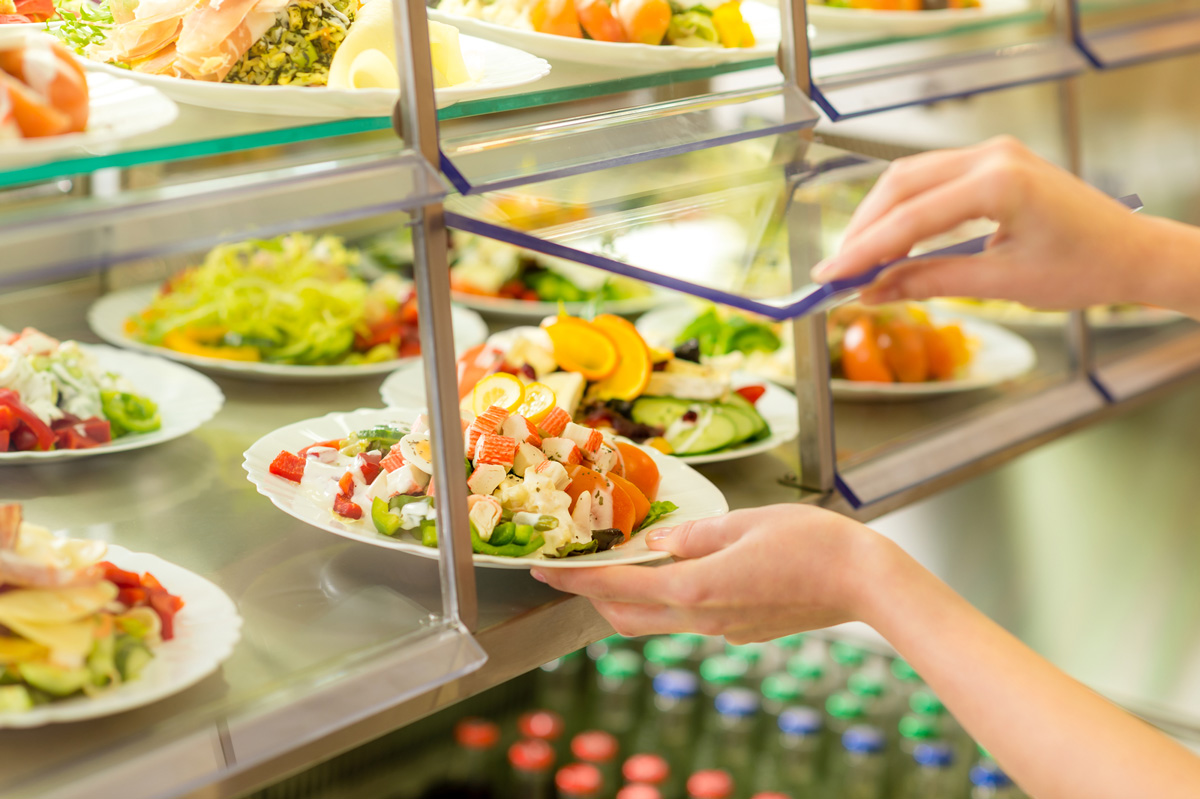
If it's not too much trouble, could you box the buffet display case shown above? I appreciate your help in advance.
[4,0,1200,796]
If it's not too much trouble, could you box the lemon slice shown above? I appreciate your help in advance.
[472,372,525,416]
[516,382,557,424]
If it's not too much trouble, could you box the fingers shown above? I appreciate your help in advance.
[646,514,749,559]
[533,564,674,604]
[591,599,755,639]
[858,253,1002,305]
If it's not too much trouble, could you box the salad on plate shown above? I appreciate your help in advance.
[0,504,183,713]
[266,406,677,559]
[0,327,160,452]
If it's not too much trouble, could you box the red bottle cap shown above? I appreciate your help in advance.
[749,794,792,799]
[454,718,499,750]
[571,730,619,764]
[687,769,733,799]
[556,762,603,796]
[519,710,565,741]
[618,786,663,799]
[622,754,670,785]
[509,738,555,772]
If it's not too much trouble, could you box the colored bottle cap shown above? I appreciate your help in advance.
[518,710,565,741]
[725,642,766,664]
[587,634,628,661]
[699,655,749,686]
[841,725,885,754]
[455,718,500,749]
[670,633,708,651]
[509,738,555,771]
[623,753,670,785]
[970,762,1014,789]
[898,713,939,740]
[597,649,642,680]
[773,633,807,651]
[617,786,662,799]
[830,641,867,667]
[686,769,734,799]
[848,671,885,698]
[778,706,823,736]
[891,658,920,683]
[913,742,955,768]
[653,668,699,699]
[825,691,864,720]
[910,689,946,716]
[571,730,619,764]
[714,687,759,718]
[645,637,692,668]
[786,655,825,683]
[761,672,805,704]
[556,762,602,795]
[750,794,791,799]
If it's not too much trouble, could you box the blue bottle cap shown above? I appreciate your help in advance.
[841,725,885,754]
[970,762,1014,789]
[913,742,955,768]
[778,706,823,736]
[714,687,759,718]
[653,668,699,699]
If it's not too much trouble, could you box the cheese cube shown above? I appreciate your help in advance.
[541,437,582,467]
[513,442,548,477]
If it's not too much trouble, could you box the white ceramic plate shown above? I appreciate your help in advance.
[0,545,242,728]
[805,0,1031,35]
[82,34,549,118]
[0,344,224,464]
[243,407,729,569]
[87,284,489,382]
[931,299,1187,334]
[0,69,178,163]
[450,291,666,322]
[636,304,1038,401]
[428,1,779,68]
[379,361,799,464]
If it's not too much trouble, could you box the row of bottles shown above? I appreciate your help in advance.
[419,631,1027,799]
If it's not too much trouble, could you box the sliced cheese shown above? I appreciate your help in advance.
[328,0,472,91]
[0,582,116,625]
[1,617,96,667]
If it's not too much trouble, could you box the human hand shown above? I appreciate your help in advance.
[530,504,891,643]
[810,136,1155,309]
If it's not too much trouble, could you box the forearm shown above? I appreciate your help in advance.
[857,536,1200,799]
[1126,215,1200,321]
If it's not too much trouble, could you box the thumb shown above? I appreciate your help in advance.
[860,253,1006,305]
[646,514,745,559]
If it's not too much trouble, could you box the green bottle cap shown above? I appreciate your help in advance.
[890,658,921,683]
[825,691,864,720]
[645,637,692,668]
[978,743,993,758]
[786,655,825,683]
[910,689,945,716]
[848,672,885,698]
[773,633,807,651]
[596,649,642,680]
[830,641,867,667]
[699,655,749,686]
[586,635,628,661]
[898,713,939,740]
[670,633,708,652]
[761,673,805,704]
[725,642,767,665]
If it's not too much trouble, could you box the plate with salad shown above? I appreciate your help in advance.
[430,0,779,68]
[380,313,801,463]
[87,233,488,381]
[0,505,242,727]
[931,299,1186,334]
[0,327,224,463]
[636,302,1037,401]
[243,407,728,568]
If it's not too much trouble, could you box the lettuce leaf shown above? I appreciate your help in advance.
[637,501,678,532]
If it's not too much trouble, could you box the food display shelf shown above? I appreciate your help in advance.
[1075,0,1200,67]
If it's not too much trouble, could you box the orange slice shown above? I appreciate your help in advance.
[589,314,652,401]
[543,316,619,381]
[471,372,525,416]
[516,382,557,425]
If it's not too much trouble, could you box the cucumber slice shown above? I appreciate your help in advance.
[716,404,755,442]
[116,638,154,682]
[18,662,90,697]
[630,397,692,430]
[723,393,769,436]
[720,403,765,439]
[667,409,741,455]
[0,685,32,712]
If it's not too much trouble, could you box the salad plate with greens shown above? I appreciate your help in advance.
[0,327,223,463]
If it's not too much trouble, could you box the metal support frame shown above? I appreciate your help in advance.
[393,0,479,633]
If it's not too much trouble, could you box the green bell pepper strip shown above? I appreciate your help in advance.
[489,522,517,546]
[99,391,161,438]
[470,521,544,557]
[371,497,403,537]
[513,524,536,546]
[420,520,438,548]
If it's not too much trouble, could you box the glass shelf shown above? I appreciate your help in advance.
[1075,0,1200,66]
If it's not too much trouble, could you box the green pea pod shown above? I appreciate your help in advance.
[100,391,161,438]
[489,522,517,546]
[533,515,559,532]
[371,497,403,537]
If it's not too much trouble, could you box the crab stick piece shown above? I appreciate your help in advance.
[538,406,571,438]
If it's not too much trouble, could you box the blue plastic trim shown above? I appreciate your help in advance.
[1072,2,1200,69]
[1088,373,1116,404]
[834,474,864,510]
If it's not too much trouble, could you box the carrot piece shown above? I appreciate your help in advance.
[615,0,671,44]
[576,0,626,41]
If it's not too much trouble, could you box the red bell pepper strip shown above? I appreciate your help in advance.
[269,451,306,483]
[333,494,362,520]
[148,592,179,640]
[100,561,142,588]
[734,385,767,405]
[0,390,54,451]
[118,586,148,607]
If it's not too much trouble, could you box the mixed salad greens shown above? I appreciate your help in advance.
[268,410,676,559]
[0,327,160,453]
[0,505,183,713]
[125,233,423,366]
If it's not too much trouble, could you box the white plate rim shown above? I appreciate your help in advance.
[0,344,224,464]
[242,407,729,569]
[449,290,665,320]
[806,0,1032,33]
[0,544,242,728]
[930,299,1188,332]
[87,284,488,381]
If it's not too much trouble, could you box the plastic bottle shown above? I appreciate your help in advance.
[686,769,735,799]
[828,641,868,689]
[538,649,585,720]
[726,641,774,686]
[519,710,568,763]
[699,655,750,704]
[970,760,1021,798]
[823,691,865,775]
[759,672,806,739]
[440,718,501,799]
[573,730,621,799]
[901,741,958,799]
[593,649,644,747]
[785,655,833,713]
[507,738,557,799]
[706,687,760,784]
[830,725,887,799]
[622,753,671,790]
[645,637,695,680]
[847,671,891,727]
[617,785,663,799]
[587,634,632,664]
[558,762,605,799]
[910,689,970,763]
[889,712,940,788]
[771,633,806,657]
[637,669,701,795]
[888,658,924,705]
[670,632,713,670]
[757,706,822,798]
